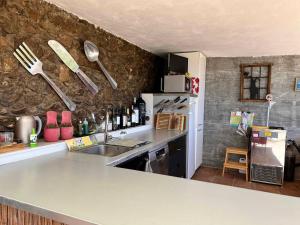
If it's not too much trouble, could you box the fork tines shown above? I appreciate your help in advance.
[13,42,38,72]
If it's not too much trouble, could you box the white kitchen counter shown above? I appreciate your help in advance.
[0,129,299,225]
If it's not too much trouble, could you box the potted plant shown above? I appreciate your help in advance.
[44,111,60,142]
[60,111,74,140]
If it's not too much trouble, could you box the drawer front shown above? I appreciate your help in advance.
[168,135,186,178]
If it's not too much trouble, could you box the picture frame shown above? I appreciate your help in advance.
[295,78,300,91]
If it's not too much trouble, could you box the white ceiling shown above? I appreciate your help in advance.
[46,0,300,57]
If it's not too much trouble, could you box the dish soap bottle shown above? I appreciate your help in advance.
[30,128,38,147]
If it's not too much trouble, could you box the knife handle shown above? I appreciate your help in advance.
[40,71,76,111]
[75,69,99,95]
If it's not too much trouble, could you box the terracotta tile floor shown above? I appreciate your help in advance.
[192,166,300,197]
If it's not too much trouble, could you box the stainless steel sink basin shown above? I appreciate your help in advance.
[77,144,133,157]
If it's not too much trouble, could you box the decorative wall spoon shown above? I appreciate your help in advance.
[84,40,118,89]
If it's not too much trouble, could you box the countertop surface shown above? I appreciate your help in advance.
[0,129,299,225]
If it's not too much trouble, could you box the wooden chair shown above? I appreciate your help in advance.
[222,147,249,181]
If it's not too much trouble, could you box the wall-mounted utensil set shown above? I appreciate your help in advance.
[155,96,189,113]
[13,40,118,111]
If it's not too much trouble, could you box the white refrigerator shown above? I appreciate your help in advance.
[142,93,199,179]
[175,52,206,171]
[142,51,206,178]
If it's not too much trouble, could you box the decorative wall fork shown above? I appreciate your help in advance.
[13,42,76,111]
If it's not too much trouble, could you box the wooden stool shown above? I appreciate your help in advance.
[222,147,249,182]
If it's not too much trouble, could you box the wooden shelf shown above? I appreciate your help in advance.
[224,161,247,170]
[223,147,249,181]
[226,147,248,155]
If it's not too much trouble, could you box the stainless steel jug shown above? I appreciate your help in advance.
[15,116,42,144]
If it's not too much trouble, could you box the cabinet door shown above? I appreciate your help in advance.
[116,153,148,171]
[195,128,203,169]
[168,135,186,178]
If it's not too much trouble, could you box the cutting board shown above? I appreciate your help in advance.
[155,113,172,130]
[106,139,146,148]
[168,114,186,131]
[0,143,25,154]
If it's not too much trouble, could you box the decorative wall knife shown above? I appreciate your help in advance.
[48,40,99,95]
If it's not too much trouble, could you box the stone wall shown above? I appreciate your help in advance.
[204,56,300,168]
[0,0,162,129]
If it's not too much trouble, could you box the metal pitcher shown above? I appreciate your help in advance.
[15,116,42,144]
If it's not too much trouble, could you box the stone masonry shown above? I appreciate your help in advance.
[204,56,300,168]
[0,0,162,129]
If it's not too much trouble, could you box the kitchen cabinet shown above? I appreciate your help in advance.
[0,203,65,225]
[168,135,187,178]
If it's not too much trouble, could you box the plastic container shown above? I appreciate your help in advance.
[60,111,74,140]
[0,132,14,147]
[44,127,60,142]
[44,111,60,142]
[60,127,74,140]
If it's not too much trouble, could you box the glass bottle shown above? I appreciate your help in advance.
[136,94,146,125]
[127,107,131,128]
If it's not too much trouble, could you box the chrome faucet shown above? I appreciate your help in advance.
[104,111,112,143]
[90,113,102,133]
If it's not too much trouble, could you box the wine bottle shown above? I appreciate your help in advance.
[127,107,131,128]
[120,106,127,129]
[131,105,136,127]
[107,106,113,131]
[136,94,146,125]
[132,97,139,126]
[113,107,120,131]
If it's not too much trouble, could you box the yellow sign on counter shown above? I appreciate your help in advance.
[264,131,272,137]
[65,136,95,151]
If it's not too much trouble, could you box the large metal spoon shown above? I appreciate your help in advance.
[84,40,118,89]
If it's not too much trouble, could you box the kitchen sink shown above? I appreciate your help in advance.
[77,144,134,157]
